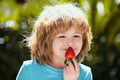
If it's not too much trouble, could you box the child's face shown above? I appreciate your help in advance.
[52,27,83,60]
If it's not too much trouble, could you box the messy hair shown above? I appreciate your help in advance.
[26,3,92,64]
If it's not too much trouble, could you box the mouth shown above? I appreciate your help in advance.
[63,48,76,52]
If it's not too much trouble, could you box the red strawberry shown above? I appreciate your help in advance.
[64,47,75,65]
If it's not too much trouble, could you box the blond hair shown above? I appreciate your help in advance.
[26,3,92,64]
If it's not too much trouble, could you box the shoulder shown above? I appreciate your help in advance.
[79,63,91,72]
[78,63,93,80]
[18,60,37,73]
[16,60,38,80]
[20,59,42,71]
[22,59,42,66]
[22,60,35,66]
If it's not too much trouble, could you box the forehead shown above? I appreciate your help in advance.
[55,25,83,34]
[61,27,81,33]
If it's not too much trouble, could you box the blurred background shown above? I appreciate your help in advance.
[0,0,120,80]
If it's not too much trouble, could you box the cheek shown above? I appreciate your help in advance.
[75,39,83,53]
[79,41,83,50]
[52,39,63,50]
[75,39,83,47]
[54,39,65,45]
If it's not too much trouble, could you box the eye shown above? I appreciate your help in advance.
[73,34,82,38]
[74,35,80,37]
[56,34,66,38]
[73,35,81,38]
[58,35,65,38]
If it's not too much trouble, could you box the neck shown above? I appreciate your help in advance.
[48,59,65,69]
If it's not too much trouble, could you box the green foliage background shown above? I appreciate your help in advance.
[0,0,120,80]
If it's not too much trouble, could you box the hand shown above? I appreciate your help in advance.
[63,59,80,80]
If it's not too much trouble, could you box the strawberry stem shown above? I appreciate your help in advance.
[64,58,73,66]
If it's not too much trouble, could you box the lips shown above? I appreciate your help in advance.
[64,47,75,65]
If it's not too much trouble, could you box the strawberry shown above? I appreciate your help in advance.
[64,47,75,65]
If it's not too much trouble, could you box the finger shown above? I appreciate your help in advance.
[63,67,67,74]
[64,65,70,73]
[67,61,74,72]
[72,59,79,71]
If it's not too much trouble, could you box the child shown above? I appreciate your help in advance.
[16,3,93,80]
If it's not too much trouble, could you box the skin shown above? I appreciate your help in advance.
[64,59,80,80]
[51,27,83,80]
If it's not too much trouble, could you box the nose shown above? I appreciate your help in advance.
[66,37,73,46]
